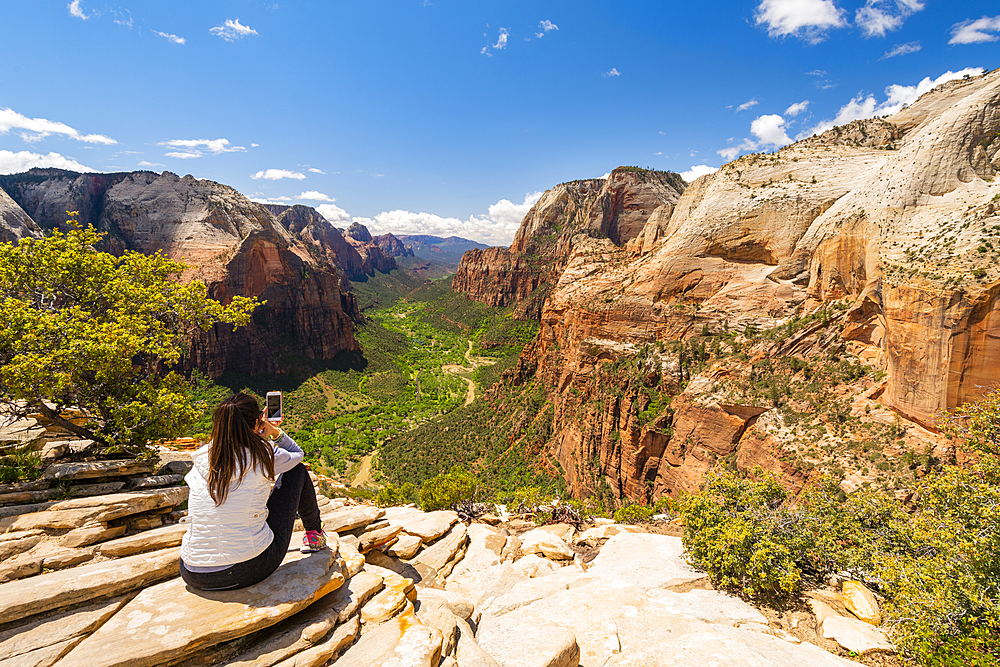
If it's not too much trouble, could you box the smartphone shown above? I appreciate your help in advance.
[265,391,283,423]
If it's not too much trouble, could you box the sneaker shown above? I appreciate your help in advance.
[301,526,328,553]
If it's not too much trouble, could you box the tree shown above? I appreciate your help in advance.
[0,219,259,451]
[419,465,478,511]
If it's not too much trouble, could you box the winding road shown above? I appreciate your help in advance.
[443,341,496,406]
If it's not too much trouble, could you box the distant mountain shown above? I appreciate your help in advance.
[393,235,491,267]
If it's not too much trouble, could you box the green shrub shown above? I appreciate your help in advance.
[376,482,417,508]
[419,465,479,511]
[0,444,42,484]
[613,503,654,524]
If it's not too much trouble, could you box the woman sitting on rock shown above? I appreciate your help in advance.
[179,392,328,591]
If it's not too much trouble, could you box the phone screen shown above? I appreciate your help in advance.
[266,393,282,420]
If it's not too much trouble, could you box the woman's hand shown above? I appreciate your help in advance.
[257,415,283,440]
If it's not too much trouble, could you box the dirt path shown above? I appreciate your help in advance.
[442,341,497,407]
[352,451,375,487]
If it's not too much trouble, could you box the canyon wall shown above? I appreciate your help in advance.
[0,171,360,378]
[452,168,686,319]
[478,69,1000,502]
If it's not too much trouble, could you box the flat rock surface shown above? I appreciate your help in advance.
[96,522,188,557]
[0,487,188,533]
[410,523,468,585]
[58,547,345,667]
[584,533,702,588]
[823,615,895,654]
[476,613,579,667]
[386,534,423,559]
[327,571,384,623]
[519,529,574,561]
[334,613,442,667]
[322,506,384,534]
[41,459,155,481]
[0,547,180,624]
[393,510,458,542]
[0,597,126,663]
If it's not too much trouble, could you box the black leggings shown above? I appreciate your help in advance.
[179,463,322,591]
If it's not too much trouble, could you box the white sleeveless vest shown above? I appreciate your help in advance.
[180,443,276,567]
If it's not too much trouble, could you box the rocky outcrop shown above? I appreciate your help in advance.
[344,222,373,244]
[472,69,1000,503]
[0,186,41,244]
[374,232,414,258]
[0,170,360,378]
[453,168,686,319]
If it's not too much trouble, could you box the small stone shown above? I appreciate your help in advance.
[39,441,69,461]
[386,533,423,559]
[822,615,895,654]
[0,480,50,495]
[519,529,574,561]
[479,514,500,526]
[843,580,882,625]
[360,587,407,625]
[122,514,163,532]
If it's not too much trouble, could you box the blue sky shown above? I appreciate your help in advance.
[0,1,997,244]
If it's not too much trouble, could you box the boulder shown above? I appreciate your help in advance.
[0,547,180,625]
[415,602,458,657]
[512,554,560,578]
[842,580,882,625]
[536,523,576,544]
[357,525,403,553]
[822,614,895,655]
[95,522,188,557]
[418,589,477,623]
[385,534,423,559]
[0,596,125,666]
[60,547,346,667]
[333,613,442,667]
[519,529,574,561]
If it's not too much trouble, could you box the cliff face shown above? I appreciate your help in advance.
[0,186,41,244]
[373,232,414,258]
[482,69,1000,503]
[452,168,686,319]
[0,171,360,378]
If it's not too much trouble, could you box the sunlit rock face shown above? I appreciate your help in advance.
[477,70,1000,501]
[0,170,360,378]
[452,168,687,320]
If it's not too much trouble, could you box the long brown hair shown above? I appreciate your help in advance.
[208,392,275,505]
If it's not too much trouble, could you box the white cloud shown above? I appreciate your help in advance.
[0,149,95,174]
[755,0,847,42]
[158,138,245,158]
[804,67,985,137]
[210,18,257,41]
[806,69,827,76]
[856,0,924,38]
[681,165,718,182]
[536,19,558,37]
[308,168,325,174]
[949,16,1000,45]
[604,68,621,77]
[482,27,509,54]
[0,107,116,145]
[316,203,352,224]
[250,197,291,206]
[251,143,259,148]
[751,114,792,146]
[737,99,760,112]
[138,160,164,168]
[881,41,920,58]
[68,0,88,20]
[296,191,336,202]
[251,169,306,180]
[154,31,185,44]
[654,151,663,155]
[718,138,759,161]
[785,100,810,115]
[164,151,202,159]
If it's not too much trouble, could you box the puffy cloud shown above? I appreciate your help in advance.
[881,41,920,59]
[804,67,984,137]
[68,0,88,20]
[154,31,185,44]
[536,19,558,38]
[0,107,116,145]
[251,169,306,180]
[737,99,760,112]
[481,27,509,55]
[754,0,847,43]
[949,16,1000,45]
[604,68,621,77]
[159,138,245,159]
[785,100,810,116]
[681,165,718,182]
[295,191,336,202]
[210,18,257,42]
[855,0,924,38]
[751,114,792,146]
[0,150,95,174]
[316,203,352,224]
